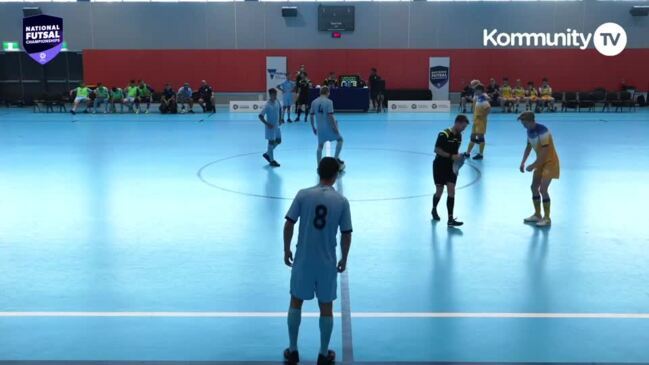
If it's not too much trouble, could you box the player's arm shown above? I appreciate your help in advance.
[337,200,353,273]
[283,219,295,267]
[284,193,302,267]
[520,142,533,172]
[338,233,352,273]
[310,105,317,135]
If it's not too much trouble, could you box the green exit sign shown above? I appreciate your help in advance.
[2,41,20,52]
[62,41,68,51]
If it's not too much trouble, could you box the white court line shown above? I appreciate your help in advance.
[1,312,649,319]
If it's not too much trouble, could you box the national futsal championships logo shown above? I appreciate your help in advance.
[23,14,64,64]
[483,22,627,56]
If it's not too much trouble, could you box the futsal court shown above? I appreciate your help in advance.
[1,107,649,364]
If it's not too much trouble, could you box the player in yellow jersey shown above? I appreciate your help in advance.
[500,78,515,113]
[525,81,538,112]
[512,79,526,114]
[518,111,560,227]
[464,84,490,160]
[538,78,555,112]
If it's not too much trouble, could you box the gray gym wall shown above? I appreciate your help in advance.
[0,1,647,50]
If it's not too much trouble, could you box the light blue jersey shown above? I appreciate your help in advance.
[310,96,339,144]
[279,80,296,105]
[286,184,352,301]
[261,99,281,141]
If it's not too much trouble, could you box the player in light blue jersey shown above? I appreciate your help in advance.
[277,74,296,123]
[310,86,345,170]
[258,88,283,167]
[283,157,353,365]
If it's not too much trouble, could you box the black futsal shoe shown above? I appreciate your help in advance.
[283,348,300,364]
[317,350,336,365]
[448,218,464,227]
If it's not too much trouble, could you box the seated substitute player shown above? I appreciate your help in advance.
[110,87,124,113]
[258,88,283,167]
[123,80,139,113]
[310,86,345,170]
[177,83,194,114]
[538,78,555,112]
[277,74,296,122]
[197,80,215,113]
[432,114,469,227]
[70,82,91,115]
[159,84,177,114]
[92,82,110,114]
[518,111,560,227]
[283,156,353,365]
[512,79,526,113]
[486,78,500,109]
[459,81,475,113]
[524,81,539,112]
[500,78,515,113]
[465,85,491,160]
[137,80,154,114]
[323,72,338,89]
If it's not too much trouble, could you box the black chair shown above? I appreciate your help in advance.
[551,92,563,112]
[603,92,617,112]
[613,91,636,112]
[589,90,606,111]
[562,92,579,112]
[578,92,595,112]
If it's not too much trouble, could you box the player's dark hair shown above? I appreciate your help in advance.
[371,68,377,72]
[318,157,339,181]
[455,114,469,124]
[268,88,277,95]
[503,77,509,81]
[474,85,485,92]
[320,86,330,95]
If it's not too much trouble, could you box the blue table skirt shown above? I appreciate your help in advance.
[308,87,370,112]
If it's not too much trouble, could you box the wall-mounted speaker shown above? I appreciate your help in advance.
[22,7,42,17]
[630,6,649,16]
[282,7,298,18]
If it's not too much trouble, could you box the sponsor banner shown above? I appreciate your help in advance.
[388,100,451,113]
[429,57,450,101]
[23,14,63,65]
[229,101,267,113]
[266,56,287,98]
[482,23,627,57]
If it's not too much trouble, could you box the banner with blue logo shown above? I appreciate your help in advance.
[266,56,287,99]
[23,14,63,65]
[429,57,450,101]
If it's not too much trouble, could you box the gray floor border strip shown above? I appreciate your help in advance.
[340,270,354,364]
[2,361,649,365]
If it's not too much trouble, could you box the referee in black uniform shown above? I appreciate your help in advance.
[433,114,469,227]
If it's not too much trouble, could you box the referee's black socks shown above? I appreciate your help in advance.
[447,197,455,218]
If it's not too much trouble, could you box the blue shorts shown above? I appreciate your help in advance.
[290,266,338,303]
[265,125,281,141]
[317,129,342,145]
[282,96,293,106]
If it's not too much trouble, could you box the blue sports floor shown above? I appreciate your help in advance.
[1,107,649,364]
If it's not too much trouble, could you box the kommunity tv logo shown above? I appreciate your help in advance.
[483,23,627,56]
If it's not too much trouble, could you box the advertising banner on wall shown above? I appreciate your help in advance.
[388,100,451,113]
[23,14,63,65]
[429,57,450,101]
[266,56,287,98]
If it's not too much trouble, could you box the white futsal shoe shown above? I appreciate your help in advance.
[536,218,551,227]
[523,214,542,224]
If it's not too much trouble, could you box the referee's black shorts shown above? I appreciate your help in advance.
[433,159,457,185]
